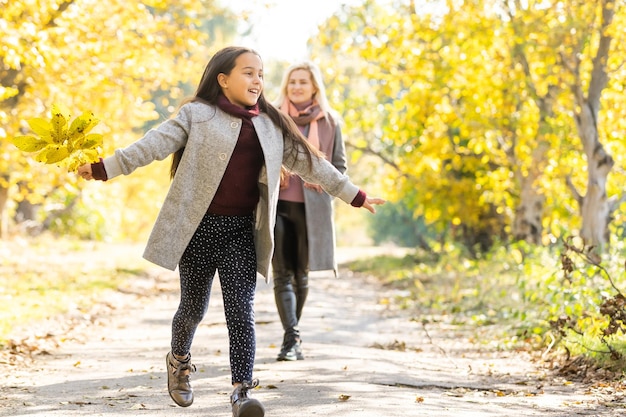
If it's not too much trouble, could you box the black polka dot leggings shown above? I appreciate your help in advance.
[171,213,257,385]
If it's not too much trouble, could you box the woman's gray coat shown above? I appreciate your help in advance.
[102,101,359,281]
[301,115,347,276]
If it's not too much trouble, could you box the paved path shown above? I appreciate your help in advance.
[1,247,623,416]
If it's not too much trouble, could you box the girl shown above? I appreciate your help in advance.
[77,46,384,417]
[271,61,346,361]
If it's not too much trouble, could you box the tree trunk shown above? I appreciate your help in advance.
[506,4,559,246]
[510,108,552,244]
[14,186,38,223]
[513,177,544,244]
[509,100,554,244]
[576,104,613,250]
[569,0,616,251]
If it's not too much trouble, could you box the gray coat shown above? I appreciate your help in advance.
[102,102,359,281]
[301,116,347,276]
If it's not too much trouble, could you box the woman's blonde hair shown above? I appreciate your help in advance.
[274,61,337,118]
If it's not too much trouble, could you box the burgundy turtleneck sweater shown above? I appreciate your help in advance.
[208,95,264,216]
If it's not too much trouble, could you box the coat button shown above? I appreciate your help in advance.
[230,121,238,128]
[219,153,227,160]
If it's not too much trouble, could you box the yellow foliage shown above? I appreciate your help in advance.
[1,0,235,240]
[11,104,103,172]
[310,0,626,244]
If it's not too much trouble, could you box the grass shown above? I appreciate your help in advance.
[0,235,151,345]
[345,242,626,378]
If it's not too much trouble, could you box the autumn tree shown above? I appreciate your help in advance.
[311,0,626,252]
[1,0,234,238]
[560,0,625,251]
[502,0,625,250]
[500,0,569,244]
[312,0,516,251]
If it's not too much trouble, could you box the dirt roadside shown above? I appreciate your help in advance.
[1,245,624,417]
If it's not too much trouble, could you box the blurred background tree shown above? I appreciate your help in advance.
[311,0,626,254]
[1,0,236,240]
[2,0,626,257]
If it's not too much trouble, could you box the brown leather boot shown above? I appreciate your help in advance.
[230,379,265,417]
[166,352,196,407]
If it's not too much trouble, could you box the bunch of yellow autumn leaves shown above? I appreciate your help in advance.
[12,104,103,172]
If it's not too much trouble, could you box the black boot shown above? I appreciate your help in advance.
[294,275,309,322]
[274,288,301,361]
[277,333,303,361]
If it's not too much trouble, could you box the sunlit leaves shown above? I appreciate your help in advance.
[1,0,234,239]
[0,86,19,101]
[12,104,102,172]
[312,0,626,247]
[315,0,513,239]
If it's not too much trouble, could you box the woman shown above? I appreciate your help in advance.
[272,61,347,361]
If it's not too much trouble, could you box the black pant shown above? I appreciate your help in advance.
[272,201,310,337]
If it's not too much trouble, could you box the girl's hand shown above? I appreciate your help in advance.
[77,163,93,180]
[362,197,386,214]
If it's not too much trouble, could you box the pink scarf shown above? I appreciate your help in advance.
[280,98,325,150]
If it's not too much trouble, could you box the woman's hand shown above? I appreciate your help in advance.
[362,197,386,214]
[77,163,93,180]
[303,182,323,193]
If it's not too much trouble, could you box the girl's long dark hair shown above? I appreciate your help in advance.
[170,46,321,179]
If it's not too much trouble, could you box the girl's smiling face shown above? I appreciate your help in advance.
[218,52,264,108]
[287,69,317,106]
